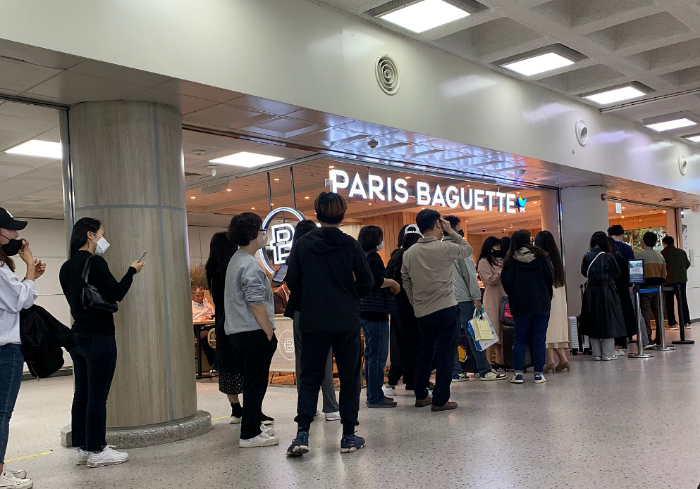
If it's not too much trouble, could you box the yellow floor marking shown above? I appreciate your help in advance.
[5,451,52,463]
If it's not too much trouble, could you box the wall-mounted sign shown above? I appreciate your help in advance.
[261,207,306,274]
[328,170,524,213]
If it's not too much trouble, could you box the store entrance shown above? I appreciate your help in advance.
[607,200,676,252]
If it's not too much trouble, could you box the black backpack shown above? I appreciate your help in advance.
[20,305,74,379]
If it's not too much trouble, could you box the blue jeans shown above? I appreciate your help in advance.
[0,344,23,465]
[415,306,460,407]
[454,302,492,376]
[70,333,117,452]
[513,312,550,374]
[361,319,389,404]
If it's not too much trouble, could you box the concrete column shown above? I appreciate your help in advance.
[539,190,560,238]
[560,186,609,319]
[63,101,210,448]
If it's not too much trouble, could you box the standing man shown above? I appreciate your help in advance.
[402,209,472,412]
[661,236,691,329]
[608,225,636,262]
[285,192,375,457]
[443,215,507,382]
[635,232,667,345]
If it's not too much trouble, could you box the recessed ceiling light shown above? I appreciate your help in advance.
[406,176,412,179]
[226,188,232,192]
[190,196,196,200]
[645,118,697,132]
[584,85,646,105]
[328,165,335,169]
[305,196,310,200]
[684,134,700,142]
[209,152,284,168]
[274,178,280,181]
[251,207,255,210]
[6,140,62,159]
[501,52,574,77]
[378,0,470,33]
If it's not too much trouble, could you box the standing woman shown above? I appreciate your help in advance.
[535,231,571,373]
[59,218,143,468]
[358,225,400,409]
[205,232,245,424]
[0,209,45,489]
[477,236,506,366]
[501,230,554,384]
[579,233,626,360]
[607,237,636,353]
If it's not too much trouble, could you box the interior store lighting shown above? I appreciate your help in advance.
[684,134,700,142]
[6,140,62,159]
[645,118,696,132]
[379,0,470,33]
[584,85,645,105]
[501,52,574,76]
[209,152,284,168]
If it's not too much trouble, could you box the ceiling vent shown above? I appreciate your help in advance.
[375,54,400,95]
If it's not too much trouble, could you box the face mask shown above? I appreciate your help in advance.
[91,235,110,256]
[457,229,465,237]
[492,249,502,258]
[376,241,385,252]
[1,236,23,256]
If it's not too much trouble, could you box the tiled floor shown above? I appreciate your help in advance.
[6,329,700,488]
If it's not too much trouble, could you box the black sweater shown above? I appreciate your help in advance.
[286,227,374,334]
[59,251,136,335]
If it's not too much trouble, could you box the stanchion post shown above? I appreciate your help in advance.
[673,282,695,345]
[655,285,675,351]
[629,286,653,359]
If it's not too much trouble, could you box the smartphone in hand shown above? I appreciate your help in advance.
[139,252,148,263]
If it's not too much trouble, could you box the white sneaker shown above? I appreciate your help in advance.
[229,415,242,425]
[0,470,32,489]
[261,423,275,437]
[75,448,89,465]
[480,371,507,381]
[87,446,129,468]
[325,411,341,421]
[239,432,279,448]
[382,384,397,397]
[5,470,26,480]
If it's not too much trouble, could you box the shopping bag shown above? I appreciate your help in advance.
[468,310,499,351]
[470,311,493,341]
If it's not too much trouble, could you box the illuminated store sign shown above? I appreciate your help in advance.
[328,170,524,213]
[261,207,306,274]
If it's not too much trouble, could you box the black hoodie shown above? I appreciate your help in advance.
[286,226,375,334]
[501,247,554,316]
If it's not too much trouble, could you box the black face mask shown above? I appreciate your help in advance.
[457,229,465,237]
[492,249,503,258]
[1,238,23,256]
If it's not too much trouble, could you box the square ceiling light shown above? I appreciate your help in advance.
[583,83,650,105]
[644,118,697,132]
[5,140,62,159]
[372,0,479,33]
[496,44,585,77]
[684,134,700,143]
[209,152,284,168]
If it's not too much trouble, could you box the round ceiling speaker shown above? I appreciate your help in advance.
[679,155,688,176]
[575,119,588,147]
[375,55,400,96]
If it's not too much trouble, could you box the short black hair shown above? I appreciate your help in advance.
[643,231,658,248]
[315,192,347,224]
[416,209,441,234]
[358,225,383,251]
[228,212,262,247]
[662,235,674,246]
[608,225,625,237]
[293,220,317,246]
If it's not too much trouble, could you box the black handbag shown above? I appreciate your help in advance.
[81,255,118,313]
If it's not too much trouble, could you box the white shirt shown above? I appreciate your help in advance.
[192,298,215,321]
[0,263,37,346]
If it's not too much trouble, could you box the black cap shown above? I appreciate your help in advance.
[0,208,27,231]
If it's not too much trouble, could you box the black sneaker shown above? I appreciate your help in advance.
[366,397,397,408]
[340,433,366,453]
[261,413,274,426]
[286,431,309,457]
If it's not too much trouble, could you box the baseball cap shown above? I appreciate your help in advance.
[0,207,27,231]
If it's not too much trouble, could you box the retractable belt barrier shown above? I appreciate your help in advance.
[629,285,654,359]
[640,286,674,352]
[664,284,695,345]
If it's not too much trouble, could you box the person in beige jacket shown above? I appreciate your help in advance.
[401,209,472,412]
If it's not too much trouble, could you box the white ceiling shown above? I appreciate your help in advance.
[310,0,700,143]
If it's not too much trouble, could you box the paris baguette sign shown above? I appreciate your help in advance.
[327,169,526,213]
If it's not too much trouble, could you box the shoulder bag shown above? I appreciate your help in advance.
[81,255,119,313]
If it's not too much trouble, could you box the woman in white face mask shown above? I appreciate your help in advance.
[59,218,144,468]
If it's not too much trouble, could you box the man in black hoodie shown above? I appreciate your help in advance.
[285,192,374,457]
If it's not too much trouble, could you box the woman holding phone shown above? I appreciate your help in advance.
[59,217,144,468]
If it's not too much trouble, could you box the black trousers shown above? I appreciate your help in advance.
[295,330,361,434]
[640,292,662,343]
[70,333,117,452]
[229,330,277,440]
[665,283,691,326]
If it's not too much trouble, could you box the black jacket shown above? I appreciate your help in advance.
[20,304,74,379]
[579,249,626,339]
[286,227,374,334]
[360,250,395,320]
[501,249,554,316]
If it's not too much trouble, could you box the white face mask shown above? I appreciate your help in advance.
[376,241,384,252]
[92,236,110,256]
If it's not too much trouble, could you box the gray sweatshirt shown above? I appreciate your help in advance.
[444,235,482,303]
[224,251,275,335]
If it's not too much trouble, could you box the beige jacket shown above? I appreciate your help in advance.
[401,232,473,318]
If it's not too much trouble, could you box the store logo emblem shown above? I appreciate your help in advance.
[517,197,527,212]
[260,207,307,274]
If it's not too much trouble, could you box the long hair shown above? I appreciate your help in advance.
[535,231,565,287]
[386,232,421,281]
[503,229,547,267]
[477,236,501,267]
[607,237,622,258]
[0,247,14,272]
[205,231,237,290]
[70,217,102,257]
[590,231,610,253]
